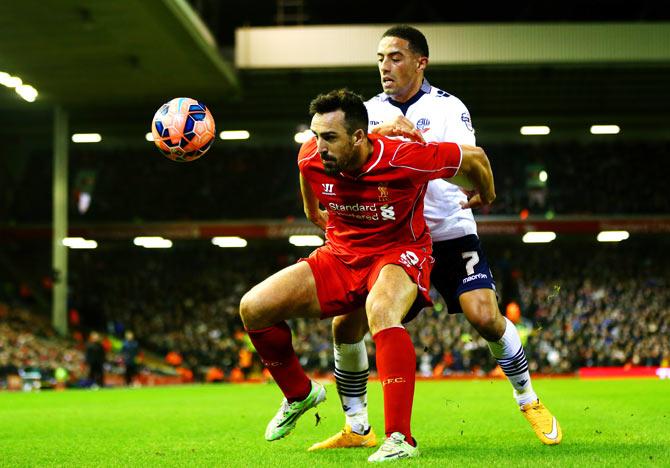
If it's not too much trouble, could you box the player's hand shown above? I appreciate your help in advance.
[308,209,328,231]
[372,116,425,143]
[460,189,496,210]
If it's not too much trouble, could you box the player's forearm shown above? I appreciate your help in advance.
[299,174,320,219]
[457,145,496,204]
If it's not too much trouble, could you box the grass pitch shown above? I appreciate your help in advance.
[1,378,668,467]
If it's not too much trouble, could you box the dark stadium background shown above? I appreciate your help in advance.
[0,0,668,389]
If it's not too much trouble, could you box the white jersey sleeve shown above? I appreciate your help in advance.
[365,82,478,241]
[440,95,476,146]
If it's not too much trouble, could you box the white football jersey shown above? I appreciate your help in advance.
[365,79,477,241]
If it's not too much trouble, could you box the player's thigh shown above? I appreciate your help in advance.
[332,308,368,344]
[366,264,417,335]
[240,261,321,329]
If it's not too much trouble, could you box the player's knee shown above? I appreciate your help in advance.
[366,300,400,336]
[332,313,368,344]
[239,290,263,330]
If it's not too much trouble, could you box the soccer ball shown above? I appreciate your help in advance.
[151,97,215,162]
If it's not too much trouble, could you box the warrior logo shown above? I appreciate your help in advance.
[321,183,335,196]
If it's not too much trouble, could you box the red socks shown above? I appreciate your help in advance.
[247,322,311,402]
[249,321,416,443]
[373,327,416,444]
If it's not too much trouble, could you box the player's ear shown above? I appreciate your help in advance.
[352,128,366,146]
[417,56,428,72]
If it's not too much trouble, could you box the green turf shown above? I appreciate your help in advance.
[1,378,668,466]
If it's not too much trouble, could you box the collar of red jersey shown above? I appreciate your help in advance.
[338,136,384,179]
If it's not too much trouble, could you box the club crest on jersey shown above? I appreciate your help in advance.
[378,183,390,202]
[321,183,336,196]
[416,118,431,133]
[461,112,474,132]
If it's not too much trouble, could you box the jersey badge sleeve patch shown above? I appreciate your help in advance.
[461,112,474,132]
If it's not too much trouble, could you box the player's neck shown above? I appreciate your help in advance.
[347,139,375,174]
[390,78,424,104]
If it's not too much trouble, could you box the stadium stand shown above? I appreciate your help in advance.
[2,236,667,387]
[1,140,668,225]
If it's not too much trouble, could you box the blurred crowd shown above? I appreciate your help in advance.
[3,237,667,389]
[0,300,149,390]
[0,304,84,389]
[1,140,669,225]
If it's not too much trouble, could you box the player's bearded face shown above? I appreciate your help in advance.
[311,111,357,175]
[377,36,425,102]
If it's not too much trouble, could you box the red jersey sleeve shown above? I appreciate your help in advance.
[297,137,318,170]
[388,140,462,184]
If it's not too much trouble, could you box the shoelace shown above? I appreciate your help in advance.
[526,405,551,427]
[379,435,405,452]
[275,399,290,417]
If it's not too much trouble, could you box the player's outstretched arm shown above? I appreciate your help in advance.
[300,173,328,231]
[371,116,425,143]
[448,144,496,209]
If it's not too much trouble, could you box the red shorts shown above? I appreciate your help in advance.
[300,245,434,323]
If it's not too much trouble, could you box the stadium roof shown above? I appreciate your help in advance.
[0,0,237,139]
[0,1,668,145]
[0,0,237,108]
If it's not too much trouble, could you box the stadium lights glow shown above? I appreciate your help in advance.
[0,72,22,88]
[133,236,173,249]
[72,133,102,143]
[219,130,250,140]
[211,236,248,248]
[294,129,313,144]
[62,237,98,249]
[145,132,154,142]
[15,84,38,102]
[590,125,620,135]
[539,170,548,182]
[289,235,324,247]
[522,231,556,243]
[597,230,630,242]
[1,71,39,103]
[520,126,550,136]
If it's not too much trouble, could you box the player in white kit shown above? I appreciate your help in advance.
[307,26,562,453]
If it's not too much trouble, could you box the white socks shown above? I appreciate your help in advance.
[334,340,370,434]
[487,317,538,406]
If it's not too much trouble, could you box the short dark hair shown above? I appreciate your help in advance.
[308,88,369,135]
[382,25,429,58]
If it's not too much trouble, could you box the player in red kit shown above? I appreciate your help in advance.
[239,89,495,463]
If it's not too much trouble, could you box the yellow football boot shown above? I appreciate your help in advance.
[308,424,377,451]
[520,400,562,445]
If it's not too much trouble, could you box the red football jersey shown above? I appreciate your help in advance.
[298,134,462,263]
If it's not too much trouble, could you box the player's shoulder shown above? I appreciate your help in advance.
[364,92,388,109]
[365,92,387,104]
[425,86,469,111]
[297,137,318,166]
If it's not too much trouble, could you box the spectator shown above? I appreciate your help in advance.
[121,331,140,386]
[85,332,105,388]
